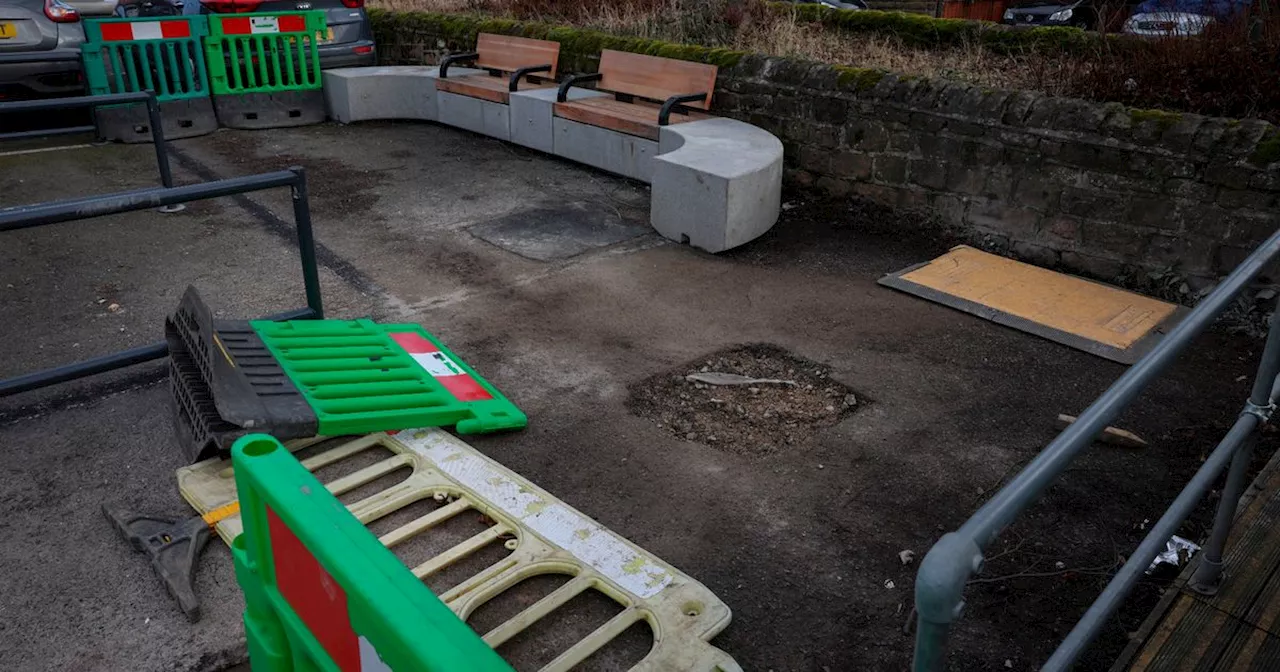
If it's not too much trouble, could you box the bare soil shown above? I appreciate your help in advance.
[628,344,860,456]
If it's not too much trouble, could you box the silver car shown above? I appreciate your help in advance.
[0,0,118,99]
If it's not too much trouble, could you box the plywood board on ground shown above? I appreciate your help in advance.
[879,245,1184,363]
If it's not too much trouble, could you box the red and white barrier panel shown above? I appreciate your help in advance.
[217,14,309,35]
[98,19,191,41]
[389,332,494,403]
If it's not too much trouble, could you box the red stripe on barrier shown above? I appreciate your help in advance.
[268,507,361,671]
[159,20,191,38]
[98,23,135,41]
[437,374,494,402]
[219,16,252,34]
[388,332,438,355]
[278,14,307,32]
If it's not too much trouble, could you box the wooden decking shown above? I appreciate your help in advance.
[1120,455,1280,671]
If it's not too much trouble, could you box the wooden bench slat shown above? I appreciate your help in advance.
[437,74,554,105]
[596,50,717,110]
[554,97,710,141]
[474,33,560,78]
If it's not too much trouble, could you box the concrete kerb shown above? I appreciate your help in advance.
[321,66,782,252]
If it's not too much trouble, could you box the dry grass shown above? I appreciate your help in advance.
[367,0,1070,93]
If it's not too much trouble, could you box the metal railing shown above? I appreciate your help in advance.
[912,226,1280,671]
[0,91,174,192]
[0,167,324,398]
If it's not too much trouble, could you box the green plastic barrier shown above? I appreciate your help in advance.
[203,12,325,95]
[250,319,529,436]
[231,433,514,672]
[82,16,211,102]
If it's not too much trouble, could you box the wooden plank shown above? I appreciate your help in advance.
[891,245,1178,351]
[597,49,717,109]
[435,74,553,105]
[1126,461,1280,671]
[553,97,708,140]
[475,33,560,78]
[1055,413,1148,448]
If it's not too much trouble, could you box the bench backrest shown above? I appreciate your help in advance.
[475,33,560,78]
[596,50,718,110]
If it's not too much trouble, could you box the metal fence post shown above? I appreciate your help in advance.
[1189,310,1280,595]
[290,166,324,319]
[143,91,185,214]
[913,532,984,671]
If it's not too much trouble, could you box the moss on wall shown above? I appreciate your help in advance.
[368,9,745,74]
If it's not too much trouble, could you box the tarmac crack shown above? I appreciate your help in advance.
[166,144,412,317]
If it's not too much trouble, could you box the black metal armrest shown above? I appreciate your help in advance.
[556,72,603,103]
[659,92,708,126]
[508,64,553,92]
[439,52,478,79]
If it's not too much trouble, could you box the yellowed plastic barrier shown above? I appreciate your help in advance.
[178,429,740,672]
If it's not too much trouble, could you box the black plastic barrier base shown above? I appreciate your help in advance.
[167,286,317,463]
[96,97,218,144]
[213,90,325,130]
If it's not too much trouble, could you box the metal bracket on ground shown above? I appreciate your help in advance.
[103,506,212,622]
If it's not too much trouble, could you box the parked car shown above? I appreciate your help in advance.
[1002,0,1139,29]
[0,0,118,99]
[199,0,375,69]
[1122,0,1243,35]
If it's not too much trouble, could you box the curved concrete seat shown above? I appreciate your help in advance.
[323,67,783,252]
[322,65,482,124]
[652,118,783,253]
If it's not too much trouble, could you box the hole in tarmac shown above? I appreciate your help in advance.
[628,343,863,456]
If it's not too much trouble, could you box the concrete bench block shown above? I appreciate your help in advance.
[652,118,783,253]
[322,66,483,124]
[552,116,658,183]
[509,86,607,154]
[437,90,512,142]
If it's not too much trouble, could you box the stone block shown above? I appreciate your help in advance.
[322,65,480,123]
[910,160,947,190]
[438,89,512,141]
[1217,188,1276,211]
[1042,216,1081,243]
[966,200,1040,238]
[1126,197,1180,232]
[1060,187,1127,221]
[831,152,873,181]
[872,156,908,184]
[1013,240,1060,268]
[509,86,607,154]
[1080,220,1150,257]
[1013,177,1060,211]
[652,118,784,253]
[1060,250,1124,280]
[551,117,658,183]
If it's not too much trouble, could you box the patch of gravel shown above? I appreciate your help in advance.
[628,344,859,456]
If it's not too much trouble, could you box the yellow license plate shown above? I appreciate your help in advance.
[0,23,16,39]
[289,29,335,45]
